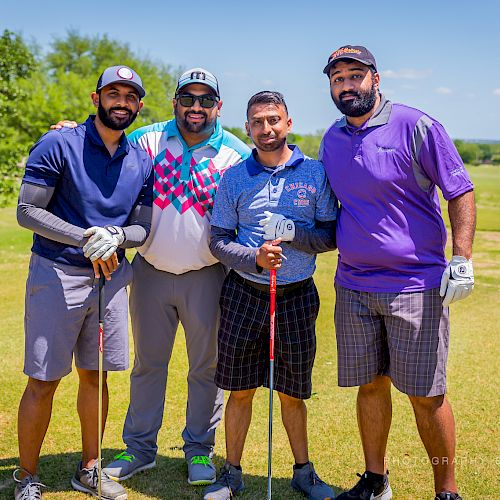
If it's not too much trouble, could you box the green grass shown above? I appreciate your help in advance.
[1,166,499,499]
[439,165,500,232]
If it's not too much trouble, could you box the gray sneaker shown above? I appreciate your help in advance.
[291,462,335,500]
[203,463,245,500]
[103,451,156,481]
[13,468,45,500]
[71,461,127,499]
[187,455,216,485]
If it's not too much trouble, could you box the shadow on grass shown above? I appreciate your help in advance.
[0,451,342,499]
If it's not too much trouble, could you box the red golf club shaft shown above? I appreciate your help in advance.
[267,268,277,500]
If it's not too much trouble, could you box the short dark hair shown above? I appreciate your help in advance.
[246,91,288,118]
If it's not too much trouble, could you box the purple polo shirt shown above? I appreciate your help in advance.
[320,97,473,292]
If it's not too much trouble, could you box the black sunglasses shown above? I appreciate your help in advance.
[176,93,219,109]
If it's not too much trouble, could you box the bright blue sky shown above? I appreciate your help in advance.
[4,0,500,140]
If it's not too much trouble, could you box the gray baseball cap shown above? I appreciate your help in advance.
[96,65,146,98]
[176,68,220,97]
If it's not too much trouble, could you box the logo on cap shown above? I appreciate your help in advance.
[191,71,207,81]
[330,47,362,61]
[117,67,133,80]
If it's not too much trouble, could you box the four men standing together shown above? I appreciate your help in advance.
[15,45,475,500]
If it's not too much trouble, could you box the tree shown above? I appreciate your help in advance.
[43,31,178,131]
[0,30,180,205]
[224,126,252,145]
[0,30,37,205]
[454,140,480,165]
[478,143,493,163]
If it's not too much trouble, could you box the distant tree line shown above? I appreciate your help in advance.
[453,141,500,166]
[1,29,498,206]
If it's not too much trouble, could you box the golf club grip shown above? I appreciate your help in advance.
[269,269,276,361]
[98,275,105,324]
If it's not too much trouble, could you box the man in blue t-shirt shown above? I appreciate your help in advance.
[13,66,153,500]
[204,91,337,500]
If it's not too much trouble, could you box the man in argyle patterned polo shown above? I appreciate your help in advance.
[103,68,251,486]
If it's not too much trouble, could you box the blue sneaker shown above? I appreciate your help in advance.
[291,462,335,499]
[103,451,156,481]
[187,455,216,485]
[203,463,244,500]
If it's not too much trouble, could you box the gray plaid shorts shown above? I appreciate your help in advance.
[335,284,449,396]
[215,271,319,399]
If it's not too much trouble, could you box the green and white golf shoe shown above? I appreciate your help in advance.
[103,451,156,481]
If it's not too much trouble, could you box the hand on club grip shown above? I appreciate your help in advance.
[256,239,283,270]
[83,226,125,261]
[92,253,119,281]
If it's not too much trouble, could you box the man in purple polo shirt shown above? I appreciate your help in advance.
[320,45,475,500]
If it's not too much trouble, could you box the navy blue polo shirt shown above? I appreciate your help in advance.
[23,116,153,267]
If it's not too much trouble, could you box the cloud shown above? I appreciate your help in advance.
[261,79,274,86]
[435,87,453,95]
[381,68,431,80]
[493,88,500,96]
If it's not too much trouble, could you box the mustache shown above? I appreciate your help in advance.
[339,91,360,99]
[186,110,207,118]
[109,107,132,115]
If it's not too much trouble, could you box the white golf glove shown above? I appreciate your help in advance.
[83,226,125,261]
[258,211,295,241]
[439,255,474,307]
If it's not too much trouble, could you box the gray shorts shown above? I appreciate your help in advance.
[24,253,133,381]
[334,284,449,397]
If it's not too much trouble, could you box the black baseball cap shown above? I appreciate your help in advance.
[323,45,377,75]
[96,65,146,98]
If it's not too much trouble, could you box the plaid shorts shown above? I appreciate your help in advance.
[335,284,450,397]
[215,271,319,399]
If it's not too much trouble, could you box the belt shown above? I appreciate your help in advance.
[230,270,312,296]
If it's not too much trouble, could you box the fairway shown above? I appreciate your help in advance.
[0,166,498,499]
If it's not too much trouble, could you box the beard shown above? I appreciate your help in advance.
[175,106,217,135]
[331,79,378,117]
[254,134,287,153]
[97,103,139,130]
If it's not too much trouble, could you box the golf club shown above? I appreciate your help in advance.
[267,268,277,500]
[98,275,105,499]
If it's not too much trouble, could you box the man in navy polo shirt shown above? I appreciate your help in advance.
[320,46,475,500]
[205,91,337,500]
[13,66,153,500]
